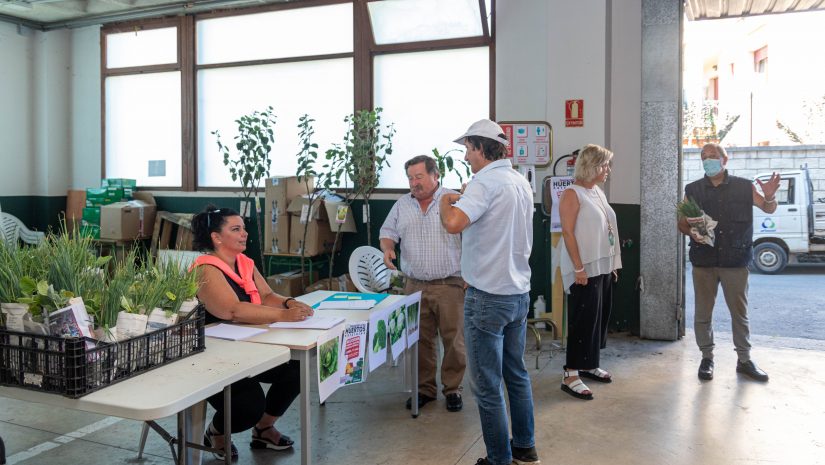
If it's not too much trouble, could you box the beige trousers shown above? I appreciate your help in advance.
[404,277,467,397]
[691,266,752,362]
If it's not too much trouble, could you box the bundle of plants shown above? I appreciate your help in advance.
[677,197,718,246]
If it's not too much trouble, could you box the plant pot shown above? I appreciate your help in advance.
[177,299,199,318]
[1,303,29,332]
[147,307,178,332]
[93,326,118,343]
[115,311,148,341]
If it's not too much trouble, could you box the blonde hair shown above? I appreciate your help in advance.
[574,144,613,182]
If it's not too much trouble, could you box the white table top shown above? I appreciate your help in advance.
[0,338,290,421]
[245,291,405,350]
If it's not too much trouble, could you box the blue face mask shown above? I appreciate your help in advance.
[703,158,724,177]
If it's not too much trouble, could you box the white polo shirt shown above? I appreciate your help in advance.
[453,159,533,295]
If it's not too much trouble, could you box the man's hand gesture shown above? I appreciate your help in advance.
[757,172,781,200]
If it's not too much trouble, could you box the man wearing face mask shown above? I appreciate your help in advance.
[678,143,780,382]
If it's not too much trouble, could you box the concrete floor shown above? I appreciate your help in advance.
[2,329,824,465]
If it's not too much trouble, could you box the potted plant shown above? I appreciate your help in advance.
[0,242,35,331]
[213,106,277,268]
[321,108,395,285]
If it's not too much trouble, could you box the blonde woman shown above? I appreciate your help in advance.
[558,144,622,400]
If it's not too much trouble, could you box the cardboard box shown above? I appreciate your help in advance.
[82,207,101,225]
[101,178,137,198]
[303,274,356,293]
[264,176,313,254]
[80,222,100,240]
[266,270,318,297]
[285,192,356,256]
[86,187,125,207]
[65,189,87,233]
[99,192,157,241]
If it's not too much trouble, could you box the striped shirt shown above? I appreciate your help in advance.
[379,186,462,281]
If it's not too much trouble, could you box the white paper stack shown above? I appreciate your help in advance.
[270,315,346,330]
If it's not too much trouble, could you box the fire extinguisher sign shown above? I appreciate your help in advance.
[565,99,584,127]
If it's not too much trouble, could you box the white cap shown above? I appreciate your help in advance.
[453,119,508,145]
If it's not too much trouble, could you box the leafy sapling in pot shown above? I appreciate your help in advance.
[214,106,277,268]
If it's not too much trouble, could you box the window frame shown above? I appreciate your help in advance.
[100,0,495,192]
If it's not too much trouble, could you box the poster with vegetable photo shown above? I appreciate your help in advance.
[317,327,343,403]
[368,306,391,372]
[388,303,407,362]
[403,291,422,347]
[339,321,367,385]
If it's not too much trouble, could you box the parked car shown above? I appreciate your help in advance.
[751,166,825,274]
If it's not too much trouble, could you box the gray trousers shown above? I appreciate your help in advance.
[692,266,752,362]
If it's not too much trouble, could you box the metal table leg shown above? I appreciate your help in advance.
[295,349,312,465]
[411,341,419,418]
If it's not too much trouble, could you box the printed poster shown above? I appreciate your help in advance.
[403,291,422,347]
[550,176,574,232]
[387,300,407,362]
[339,321,367,385]
[368,306,391,372]
[317,326,344,403]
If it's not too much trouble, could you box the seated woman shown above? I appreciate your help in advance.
[191,205,314,460]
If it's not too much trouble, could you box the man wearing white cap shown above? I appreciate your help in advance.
[440,119,540,465]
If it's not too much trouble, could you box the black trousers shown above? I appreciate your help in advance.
[207,360,301,434]
[565,273,613,370]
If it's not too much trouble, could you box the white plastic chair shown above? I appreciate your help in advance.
[0,211,45,249]
[348,246,393,293]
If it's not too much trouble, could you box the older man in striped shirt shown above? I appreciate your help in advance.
[379,154,466,413]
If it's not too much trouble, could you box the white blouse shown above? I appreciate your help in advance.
[559,184,622,292]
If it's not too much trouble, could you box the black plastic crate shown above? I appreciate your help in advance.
[0,307,205,398]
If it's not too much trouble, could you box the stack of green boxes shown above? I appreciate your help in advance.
[80,178,137,239]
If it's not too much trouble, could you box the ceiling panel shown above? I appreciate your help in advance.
[687,0,825,21]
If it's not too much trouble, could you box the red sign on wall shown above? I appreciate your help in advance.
[500,124,514,158]
[565,99,584,127]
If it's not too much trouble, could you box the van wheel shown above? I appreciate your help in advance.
[752,243,787,274]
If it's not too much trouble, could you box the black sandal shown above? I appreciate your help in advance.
[204,424,239,461]
[250,425,294,451]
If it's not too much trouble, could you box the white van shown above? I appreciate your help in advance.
[751,166,825,274]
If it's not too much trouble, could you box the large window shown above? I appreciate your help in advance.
[102,0,494,190]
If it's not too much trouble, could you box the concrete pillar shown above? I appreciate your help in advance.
[639,0,683,340]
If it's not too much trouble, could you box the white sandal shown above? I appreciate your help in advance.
[579,367,613,383]
[561,369,594,400]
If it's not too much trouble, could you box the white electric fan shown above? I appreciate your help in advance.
[348,246,394,293]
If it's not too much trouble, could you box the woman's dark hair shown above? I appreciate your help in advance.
[466,135,507,161]
[191,204,240,251]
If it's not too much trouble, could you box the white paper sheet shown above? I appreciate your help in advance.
[269,315,346,330]
[205,323,268,341]
[403,291,422,347]
[316,300,377,310]
[317,328,344,403]
[368,306,391,372]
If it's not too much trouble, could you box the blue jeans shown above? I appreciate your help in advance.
[464,287,535,465]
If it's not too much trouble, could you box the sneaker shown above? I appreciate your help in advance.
[511,440,541,465]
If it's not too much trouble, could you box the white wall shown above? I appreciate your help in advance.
[0,22,35,196]
[496,0,642,205]
[5,1,643,207]
[0,23,99,197]
[70,26,102,189]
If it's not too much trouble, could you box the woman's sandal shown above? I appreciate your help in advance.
[250,425,294,451]
[579,367,613,383]
[560,370,594,400]
[204,424,239,461]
